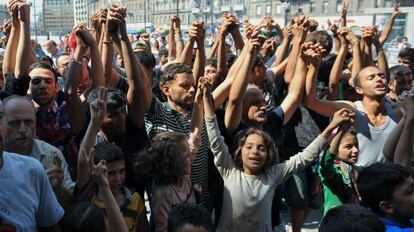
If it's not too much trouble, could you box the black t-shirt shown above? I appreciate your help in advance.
[0,73,31,99]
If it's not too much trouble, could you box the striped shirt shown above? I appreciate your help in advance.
[145,96,210,207]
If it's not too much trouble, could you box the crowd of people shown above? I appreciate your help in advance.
[1,0,414,231]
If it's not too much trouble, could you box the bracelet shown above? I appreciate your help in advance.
[102,40,112,43]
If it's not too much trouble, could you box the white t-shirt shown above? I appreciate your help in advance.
[0,152,64,231]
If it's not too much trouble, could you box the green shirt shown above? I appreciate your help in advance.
[318,149,362,215]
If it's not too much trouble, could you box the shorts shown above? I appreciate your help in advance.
[282,166,321,209]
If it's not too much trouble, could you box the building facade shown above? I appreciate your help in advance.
[43,0,74,35]
[248,0,414,45]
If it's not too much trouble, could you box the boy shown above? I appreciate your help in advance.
[167,203,213,232]
[357,163,414,231]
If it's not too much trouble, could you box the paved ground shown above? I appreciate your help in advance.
[280,207,322,232]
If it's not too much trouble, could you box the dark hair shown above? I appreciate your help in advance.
[233,128,278,172]
[30,62,59,83]
[93,143,124,164]
[159,49,168,57]
[357,162,411,216]
[390,65,410,82]
[40,55,55,68]
[354,72,361,88]
[319,204,385,232]
[136,131,188,186]
[87,87,126,114]
[135,50,156,70]
[306,30,333,54]
[206,58,217,68]
[167,203,213,232]
[398,48,414,62]
[159,63,193,86]
[252,53,264,70]
[60,202,105,232]
[226,53,237,63]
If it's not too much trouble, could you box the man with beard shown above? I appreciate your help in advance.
[304,65,398,166]
[0,99,64,231]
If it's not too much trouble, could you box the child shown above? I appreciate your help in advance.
[136,77,205,232]
[76,87,150,232]
[167,203,214,232]
[138,131,198,232]
[318,112,361,215]
[319,204,385,232]
[202,80,353,231]
[357,162,414,231]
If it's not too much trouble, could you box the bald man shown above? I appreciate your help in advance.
[3,95,74,205]
[0,98,64,231]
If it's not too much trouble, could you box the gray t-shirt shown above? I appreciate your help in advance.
[354,100,397,166]
[0,152,64,231]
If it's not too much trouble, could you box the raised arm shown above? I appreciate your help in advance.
[168,17,177,59]
[379,2,400,46]
[328,19,340,53]
[373,30,389,80]
[383,116,405,162]
[339,0,349,28]
[189,77,208,159]
[284,16,308,84]
[3,2,20,75]
[15,2,32,78]
[192,22,206,83]
[272,25,292,68]
[211,34,247,111]
[303,42,355,116]
[179,22,197,65]
[279,42,311,125]
[224,30,261,134]
[393,96,414,175]
[228,14,244,55]
[80,26,104,91]
[361,26,374,67]
[77,88,107,189]
[113,6,151,126]
[173,16,184,58]
[342,27,362,84]
[328,28,348,100]
[101,16,115,86]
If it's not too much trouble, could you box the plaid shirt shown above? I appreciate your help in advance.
[36,101,79,180]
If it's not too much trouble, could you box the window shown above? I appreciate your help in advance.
[357,0,364,11]
[336,1,342,12]
[323,1,329,13]
[266,4,271,14]
[256,5,262,16]
[310,1,316,13]
[276,4,281,14]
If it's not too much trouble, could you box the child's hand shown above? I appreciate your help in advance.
[91,160,109,189]
[330,108,355,129]
[89,87,108,128]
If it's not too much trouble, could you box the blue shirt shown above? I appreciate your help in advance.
[382,218,414,232]
[0,152,64,231]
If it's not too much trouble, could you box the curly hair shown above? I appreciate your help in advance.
[135,131,188,186]
[159,63,193,87]
[233,128,279,173]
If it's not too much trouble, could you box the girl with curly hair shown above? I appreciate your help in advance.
[136,77,207,232]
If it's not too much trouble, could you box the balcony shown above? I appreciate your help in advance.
[234,4,244,11]
[221,5,231,12]
[192,8,201,13]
